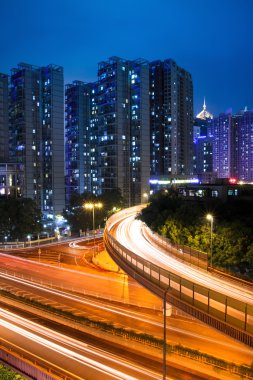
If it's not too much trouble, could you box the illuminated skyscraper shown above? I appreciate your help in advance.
[96,57,150,205]
[212,111,233,178]
[150,59,194,177]
[193,98,213,176]
[65,57,193,206]
[65,81,92,204]
[232,109,253,181]
[9,63,65,217]
[41,64,65,216]
[0,73,9,162]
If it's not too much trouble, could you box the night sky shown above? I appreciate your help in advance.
[1,0,252,116]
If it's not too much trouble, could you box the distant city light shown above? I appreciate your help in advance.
[149,178,199,185]
[228,177,237,184]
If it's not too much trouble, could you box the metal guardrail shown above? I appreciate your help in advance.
[143,226,208,270]
[0,340,79,380]
[104,213,253,348]
[0,237,56,249]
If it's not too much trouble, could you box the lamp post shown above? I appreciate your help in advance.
[143,192,149,203]
[206,214,213,268]
[27,235,31,247]
[84,202,103,247]
[163,286,170,380]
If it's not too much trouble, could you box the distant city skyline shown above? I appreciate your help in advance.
[1,0,253,116]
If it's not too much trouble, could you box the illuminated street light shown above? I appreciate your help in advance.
[27,234,31,247]
[163,286,170,380]
[84,202,103,249]
[143,192,149,203]
[206,214,213,268]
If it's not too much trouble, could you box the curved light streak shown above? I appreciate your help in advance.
[0,308,160,380]
[114,207,253,305]
[0,272,251,356]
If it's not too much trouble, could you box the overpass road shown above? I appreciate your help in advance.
[105,206,253,346]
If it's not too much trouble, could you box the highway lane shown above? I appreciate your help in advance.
[0,251,160,309]
[0,308,163,380]
[1,236,252,369]
[112,207,253,306]
[0,263,252,365]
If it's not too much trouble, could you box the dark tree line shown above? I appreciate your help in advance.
[0,197,42,241]
[63,189,125,234]
[138,189,253,278]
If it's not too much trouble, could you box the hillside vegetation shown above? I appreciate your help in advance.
[138,189,253,279]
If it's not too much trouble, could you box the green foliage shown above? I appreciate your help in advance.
[139,190,253,276]
[0,364,26,379]
[63,189,125,233]
[0,198,42,241]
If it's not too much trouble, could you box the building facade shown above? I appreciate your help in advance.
[212,111,233,179]
[65,57,193,206]
[193,99,213,176]
[233,109,253,181]
[9,63,65,217]
[96,57,150,206]
[65,81,92,204]
[0,73,9,162]
[150,59,194,178]
[41,64,65,216]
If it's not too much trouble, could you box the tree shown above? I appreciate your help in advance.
[138,192,253,278]
[63,189,125,233]
[0,197,42,241]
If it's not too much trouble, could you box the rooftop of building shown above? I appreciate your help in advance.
[196,97,213,120]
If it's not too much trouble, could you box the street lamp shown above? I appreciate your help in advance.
[27,235,31,247]
[206,214,213,268]
[143,192,149,203]
[84,202,103,248]
[163,286,170,380]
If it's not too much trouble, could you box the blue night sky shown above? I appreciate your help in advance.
[1,0,252,116]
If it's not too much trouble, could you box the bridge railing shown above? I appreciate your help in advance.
[104,218,253,347]
[143,226,208,270]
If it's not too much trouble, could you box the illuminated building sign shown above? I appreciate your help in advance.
[149,178,199,185]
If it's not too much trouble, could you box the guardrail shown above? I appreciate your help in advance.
[0,339,80,380]
[104,215,253,348]
[0,237,56,249]
[143,226,208,270]
[0,268,161,311]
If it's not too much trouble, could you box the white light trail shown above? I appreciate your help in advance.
[0,308,160,380]
[114,207,253,305]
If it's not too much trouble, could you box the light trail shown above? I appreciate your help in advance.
[0,308,161,380]
[0,270,252,357]
[0,251,143,288]
[113,207,253,305]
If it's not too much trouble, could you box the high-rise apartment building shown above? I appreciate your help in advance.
[96,57,150,205]
[65,56,193,206]
[150,59,194,177]
[41,65,65,216]
[65,81,92,204]
[129,59,150,205]
[96,57,128,198]
[9,63,65,217]
[0,73,9,162]
[233,109,253,181]
[200,107,253,183]
[212,111,233,178]
[0,73,25,198]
